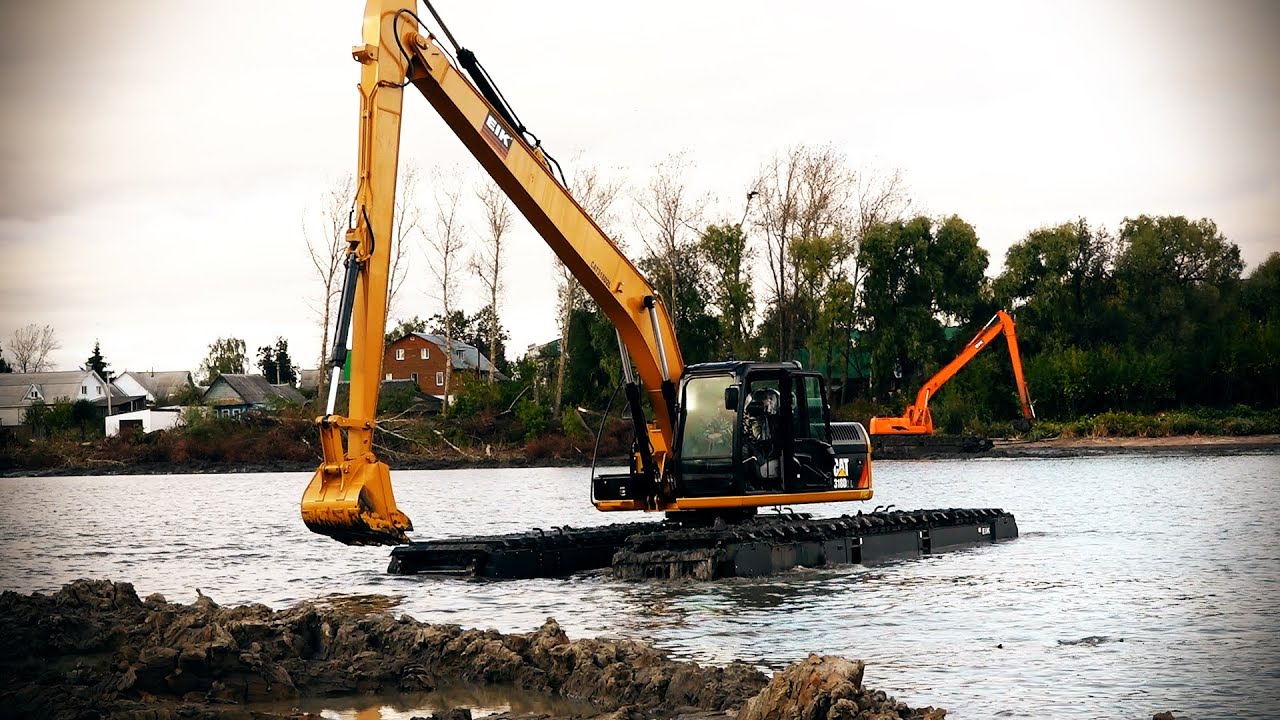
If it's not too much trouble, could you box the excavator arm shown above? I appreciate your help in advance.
[869,310,1034,435]
[302,0,682,545]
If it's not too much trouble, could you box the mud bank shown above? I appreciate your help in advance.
[0,580,946,720]
[986,433,1280,459]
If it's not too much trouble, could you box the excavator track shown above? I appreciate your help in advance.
[387,522,663,578]
[387,508,1017,580]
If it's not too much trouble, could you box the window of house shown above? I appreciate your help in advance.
[95,385,101,394]
[421,347,429,359]
[28,387,38,400]
[436,372,444,386]
[81,386,87,395]
[411,372,419,384]
[395,348,405,360]
[385,373,392,380]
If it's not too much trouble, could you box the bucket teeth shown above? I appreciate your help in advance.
[301,461,412,546]
[302,514,409,546]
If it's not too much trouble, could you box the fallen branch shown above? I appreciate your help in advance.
[433,429,478,459]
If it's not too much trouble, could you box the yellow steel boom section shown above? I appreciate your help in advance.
[303,0,682,545]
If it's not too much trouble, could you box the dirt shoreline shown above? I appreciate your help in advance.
[987,433,1280,458]
[4,434,1275,478]
[0,579,946,720]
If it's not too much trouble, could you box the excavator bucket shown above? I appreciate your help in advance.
[301,460,413,546]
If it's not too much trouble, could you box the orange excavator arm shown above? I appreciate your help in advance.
[302,0,683,545]
[869,310,1035,435]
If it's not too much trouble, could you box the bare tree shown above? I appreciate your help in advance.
[471,181,512,385]
[846,164,912,317]
[388,163,422,319]
[303,174,353,402]
[754,147,802,361]
[553,163,624,415]
[631,152,707,336]
[423,168,468,412]
[752,145,855,360]
[853,166,911,238]
[9,323,60,373]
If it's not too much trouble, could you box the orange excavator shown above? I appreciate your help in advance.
[869,310,1035,436]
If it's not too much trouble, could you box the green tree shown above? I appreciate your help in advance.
[198,337,247,385]
[71,398,98,440]
[257,337,297,385]
[23,400,48,437]
[637,252,719,366]
[468,304,510,376]
[994,219,1118,352]
[1240,252,1279,321]
[84,340,111,381]
[792,232,854,375]
[429,310,473,345]
[1115,215,1243,347]
[697,223,757,360]
[859,215,988,399]
[385,315,428,344]
[563,307,613,410]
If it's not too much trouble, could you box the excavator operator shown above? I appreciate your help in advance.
[743,387,782,490]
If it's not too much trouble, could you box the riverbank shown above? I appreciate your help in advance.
[988,433,1280,458]
[0,579,946,720]
[4,434,1276,477]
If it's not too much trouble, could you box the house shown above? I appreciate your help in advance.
[113,370,195,406]
[0,370,146,426]
[383,332,506,397]
[201,374,306,417]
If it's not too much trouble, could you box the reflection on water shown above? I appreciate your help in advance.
[2,453,1278,718]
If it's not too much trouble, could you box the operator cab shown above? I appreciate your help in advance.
[674,361,858,499]
[591,361,871,511]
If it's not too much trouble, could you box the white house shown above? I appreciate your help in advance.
[0,370,144,426]
[113,370,195,406]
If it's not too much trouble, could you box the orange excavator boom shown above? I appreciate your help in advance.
[869,310,1034,435]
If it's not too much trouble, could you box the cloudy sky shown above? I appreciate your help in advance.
[1,1,1276,377]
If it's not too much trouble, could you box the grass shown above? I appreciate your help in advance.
[1025,406,1280,440]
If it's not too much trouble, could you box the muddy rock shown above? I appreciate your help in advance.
[0,579,942,720]
[735,654,941,720]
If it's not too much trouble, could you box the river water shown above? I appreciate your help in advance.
[2,453,1278,719]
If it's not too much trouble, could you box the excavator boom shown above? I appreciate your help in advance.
[869,310,1034,435]
[303,0,688,544]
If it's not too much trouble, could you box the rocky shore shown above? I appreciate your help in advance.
[0,579,946,720]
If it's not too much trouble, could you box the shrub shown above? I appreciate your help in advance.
[514,399,549,441]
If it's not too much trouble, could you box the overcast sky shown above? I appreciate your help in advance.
[1,1,1276,377]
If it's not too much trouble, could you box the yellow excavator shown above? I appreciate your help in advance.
[300,0,873,548]
[869,310,1035,436]
[300,0,1015,578]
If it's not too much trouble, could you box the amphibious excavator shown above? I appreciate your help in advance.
[300,0,1017,579]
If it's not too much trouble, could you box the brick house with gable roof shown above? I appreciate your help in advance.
[383,332,505,397]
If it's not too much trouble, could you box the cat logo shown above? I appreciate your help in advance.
[482,112,513,158]
[834,457,849,478]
